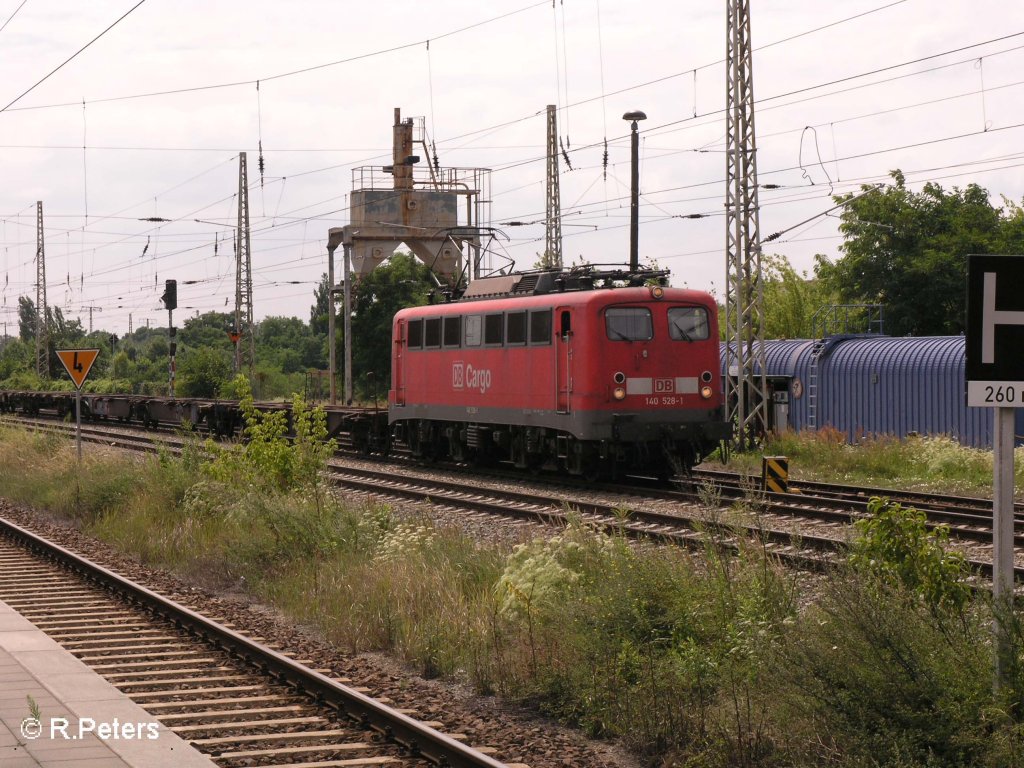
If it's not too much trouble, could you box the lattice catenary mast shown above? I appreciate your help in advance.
[235,152,255,376]
[35,201,49,379]
[724,0,767,449]
[79,305,102,334]
[544,104,562,269]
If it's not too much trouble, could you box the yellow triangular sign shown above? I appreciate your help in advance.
[56,349,100,389]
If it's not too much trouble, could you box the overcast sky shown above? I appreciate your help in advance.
[0,0,1021,335]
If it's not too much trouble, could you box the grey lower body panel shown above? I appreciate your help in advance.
[390,403,728,442]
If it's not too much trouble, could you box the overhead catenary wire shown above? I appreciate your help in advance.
[18,113,1024,293]
[2,2,549,113]
[0,0,27,37]
[4,4,1022,334]
[0,0,149,113]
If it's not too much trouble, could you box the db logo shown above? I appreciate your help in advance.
[654,378,674,394]
[452,362,465,389]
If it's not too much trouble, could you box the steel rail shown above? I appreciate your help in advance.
[0,514,508,768]
[7,415,1021,581]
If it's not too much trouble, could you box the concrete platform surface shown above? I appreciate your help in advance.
[0,598,217,767]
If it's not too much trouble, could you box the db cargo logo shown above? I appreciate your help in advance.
[452,362,492,393]
[654,378,674,393]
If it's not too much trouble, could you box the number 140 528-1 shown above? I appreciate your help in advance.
[645,396,680,406]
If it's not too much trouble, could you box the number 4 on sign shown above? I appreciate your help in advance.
[56,349,100,389]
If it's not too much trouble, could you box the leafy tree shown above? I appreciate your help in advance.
[18,296,35,341]
[146,336,169,361]
[177,347,231,398]
[761,254,837,339]
[257,316,324,373]
[815,171,1024,335]
[178,311,235,353]
[110,351,131,380]
[15,297,88,380]
[0,338,31,381]
[348,252,434,397]
[310,273,331,336]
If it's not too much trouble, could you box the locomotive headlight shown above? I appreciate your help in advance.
[613,386,627,401]
[649,285,664,300]
[700,385,714,399]
[613,371,626,384]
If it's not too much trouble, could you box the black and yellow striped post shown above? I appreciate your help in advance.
[762,455,789,493]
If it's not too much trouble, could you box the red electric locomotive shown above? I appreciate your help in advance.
[389,269,731,479]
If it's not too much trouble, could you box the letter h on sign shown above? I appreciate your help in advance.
[965,254,1024,406]
[982,272,1024,364]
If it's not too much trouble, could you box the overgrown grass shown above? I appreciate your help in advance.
[5,415,1024,766]
[713,427,1024,496]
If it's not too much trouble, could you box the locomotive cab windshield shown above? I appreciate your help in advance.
[605,307,653,341]
[668,306,710,342]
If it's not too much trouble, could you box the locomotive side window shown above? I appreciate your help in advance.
[424,318,441,348]
[407,319,423,349]
[443,316,462,348]
[668,307,710,341]
[484,314,503,345]
[464,315,482,347]
[606,307,653,341]
[529,309,552,345]
[507,311,527,345]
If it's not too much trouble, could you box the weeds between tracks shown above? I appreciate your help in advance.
[713,427,1024,497]
[1,387,1024,766]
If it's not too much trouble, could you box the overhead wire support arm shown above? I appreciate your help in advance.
[761,183,884,243]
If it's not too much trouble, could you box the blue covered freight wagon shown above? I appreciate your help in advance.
[721,335,1024,448]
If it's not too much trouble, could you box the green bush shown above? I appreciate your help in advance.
[201,375,336,493]
[493,523,795,761]
[849,497,971,613]
[773,574,991,767]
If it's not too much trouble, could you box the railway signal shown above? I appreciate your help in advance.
[55,348,100,462]
[161,279,177,397]
[161,279,177,311]
[965,253,1024,692]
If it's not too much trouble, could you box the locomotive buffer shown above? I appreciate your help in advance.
[965,254,1024,691]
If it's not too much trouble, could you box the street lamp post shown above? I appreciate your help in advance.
[622,110,647,273]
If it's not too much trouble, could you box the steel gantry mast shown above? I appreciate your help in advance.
[724,0,767,449]
[235,152,255,377]
[544,104,563,269]
[35,201,49,380]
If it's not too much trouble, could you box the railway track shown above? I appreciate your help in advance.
[693,467,1024,517]
[7,414,1016,582]
[0,514,513,768]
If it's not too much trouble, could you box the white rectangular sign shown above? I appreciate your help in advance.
[967,381,1024,407]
